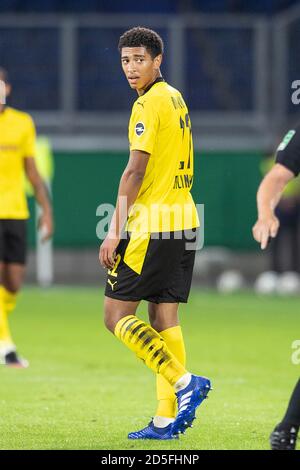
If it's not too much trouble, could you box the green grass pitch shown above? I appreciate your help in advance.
[0,286,299,450]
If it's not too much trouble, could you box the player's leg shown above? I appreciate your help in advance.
[104,236,186,439]
[105,294,193,390]
[105,296,186,386]
[149,302,184,424]
[104,235,189,385]
[0,221,14,361]
[113,301,210,438]
[104,296,140,332]
[104,229,211,438]
[0,220,28,368]
[270,379,300,450]
[0,261,14,360]
[0,262,27,367]
[123,298,210,439]
[2,261,25,306]
[127,302,186,440]
[105,296,195,440]
[166,229,211,436]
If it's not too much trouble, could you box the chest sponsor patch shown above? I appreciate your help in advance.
[0,144,19,151]
[135,122,145,136]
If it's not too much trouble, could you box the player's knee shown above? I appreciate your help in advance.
[3,268,24,293]
[103,309,117,333]
[148,311,166,333]
[103,300,122,333]
[149,316,160,332]
[148,304,161,331]
[104,316,114,333]
[3,281,20,294]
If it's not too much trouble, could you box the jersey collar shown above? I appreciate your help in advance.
[142,76,165,96]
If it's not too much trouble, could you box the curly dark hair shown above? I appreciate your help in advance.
[118,27,164,59]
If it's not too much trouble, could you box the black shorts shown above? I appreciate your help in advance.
[0,219,27,264]
[105,229,198,304]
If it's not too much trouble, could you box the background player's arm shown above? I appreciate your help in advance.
[24,157,53,241]
[252,163,294,249]
[99,149,150,269]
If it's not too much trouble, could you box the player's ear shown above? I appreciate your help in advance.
[154,54,162,70]
[5,83,11,97]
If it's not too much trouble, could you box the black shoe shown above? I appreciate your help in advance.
[270,424,299,450]
[4,351,29,369]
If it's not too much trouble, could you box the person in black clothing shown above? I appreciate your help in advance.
[260,154,300,274]
[253,124,300,450]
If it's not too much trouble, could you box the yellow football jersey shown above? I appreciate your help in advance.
[126,78,199,233]
[0,107,36,219]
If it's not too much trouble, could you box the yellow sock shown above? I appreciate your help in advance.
[114,315,187,386]
[0,286,17,315]
[156,326,186,418]
[0,286,13,349]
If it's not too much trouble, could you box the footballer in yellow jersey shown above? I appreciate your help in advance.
[0,68,53,367]
[126,79,199,234]
[99,28,211,439]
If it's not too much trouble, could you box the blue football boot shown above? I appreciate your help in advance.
[172,375,211,436]
[128,420,178,440]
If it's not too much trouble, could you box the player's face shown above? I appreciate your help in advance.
[0,73,11,109]
[121,47,162,94]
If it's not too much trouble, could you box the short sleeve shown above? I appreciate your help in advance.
[23,115,36,158]
[129,99,159,154]
[275,125,300,176]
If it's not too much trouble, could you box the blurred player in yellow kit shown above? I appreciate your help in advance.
[0,68,53,367]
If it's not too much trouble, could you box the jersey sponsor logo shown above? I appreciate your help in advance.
[0,144,19,151]
[135,122,145,136]
[277,130,296,151]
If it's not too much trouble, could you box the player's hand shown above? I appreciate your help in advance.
[252,215,280,250]
[38,210,53,242]
[99,235,120,269]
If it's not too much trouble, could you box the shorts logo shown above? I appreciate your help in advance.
[108,279,117,291]
[135,122,145,136]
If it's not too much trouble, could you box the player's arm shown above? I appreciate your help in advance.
[99,149,150,269]
[253,126,300,249]
[24,157,53,241]
[252,164,294,249]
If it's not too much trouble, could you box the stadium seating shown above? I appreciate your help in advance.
[0,27,60,109]
[78,28,169,111]
[0,0,297,13]
[0,24,254,111]
[0,1,296,111]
